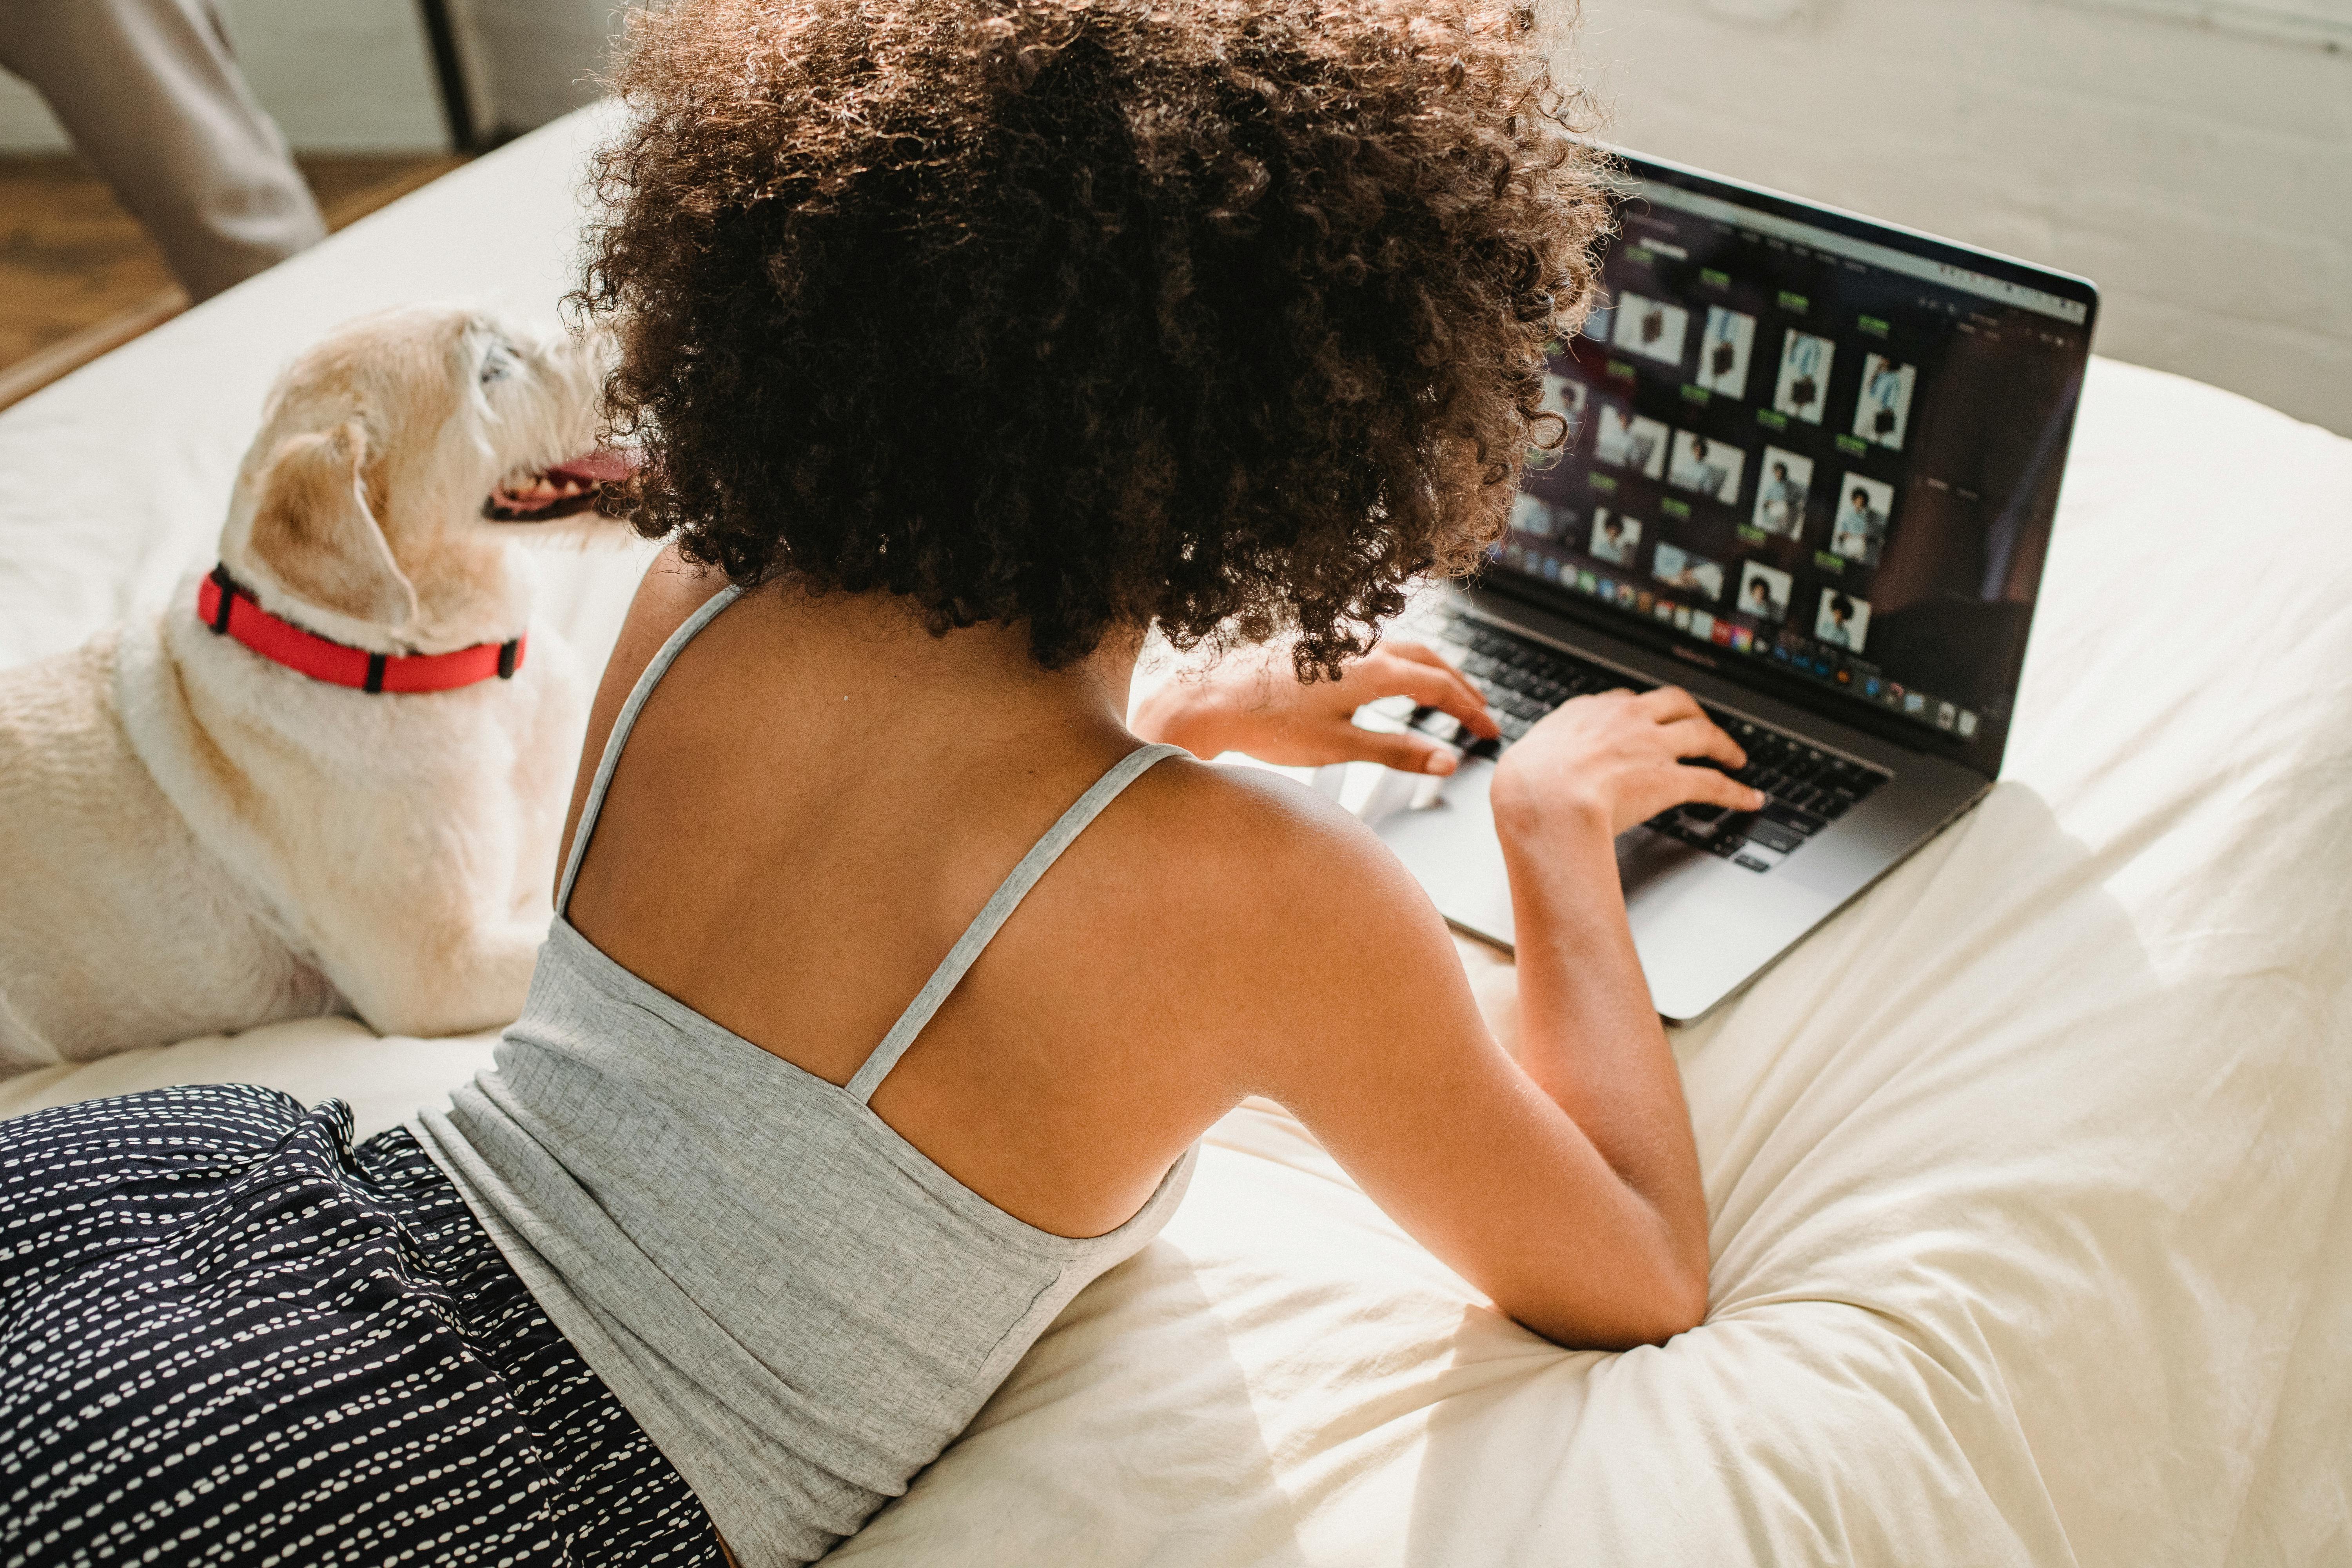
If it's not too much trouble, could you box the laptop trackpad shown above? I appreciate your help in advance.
[1367,759,1683,949]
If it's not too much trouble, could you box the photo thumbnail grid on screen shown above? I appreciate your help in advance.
[1501,159,2091,753]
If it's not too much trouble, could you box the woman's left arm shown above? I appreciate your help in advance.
[1131,639,1495,776]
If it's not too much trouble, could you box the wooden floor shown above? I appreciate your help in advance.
[0,154,466,410]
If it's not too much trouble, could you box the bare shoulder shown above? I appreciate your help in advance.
[1136,761,1422,924]
[596,543,735,702]
[1106,757,1480,1082]
[557,545,732,887]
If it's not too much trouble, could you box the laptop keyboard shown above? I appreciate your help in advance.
[1392,612,1889,872]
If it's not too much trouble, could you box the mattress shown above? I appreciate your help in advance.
[3,106,2347,1567]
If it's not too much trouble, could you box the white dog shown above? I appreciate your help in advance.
[0,305,631,1071]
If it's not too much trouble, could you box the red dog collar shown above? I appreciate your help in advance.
[197,564,524,694]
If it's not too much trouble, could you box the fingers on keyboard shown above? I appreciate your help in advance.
[1418,613,1891,868]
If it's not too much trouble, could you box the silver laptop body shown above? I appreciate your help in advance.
[1369,151,2098,1023]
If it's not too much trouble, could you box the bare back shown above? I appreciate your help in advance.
[563,551,1264,1237]
[562,547,1715,1350]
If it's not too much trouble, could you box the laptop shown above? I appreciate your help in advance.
[1365,149,2098,1022]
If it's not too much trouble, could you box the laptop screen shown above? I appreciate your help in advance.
[1492,152,2096,774]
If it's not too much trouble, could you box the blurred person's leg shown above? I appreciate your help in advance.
[0,0,326,301]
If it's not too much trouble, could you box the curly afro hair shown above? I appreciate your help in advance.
[580,0,1612,675]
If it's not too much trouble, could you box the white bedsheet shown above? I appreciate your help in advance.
[3,107,2348,1567]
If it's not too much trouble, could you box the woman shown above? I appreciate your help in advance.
[0,3,1763,1564]
[1819,590,1861,649]
[1759,458,1807,535]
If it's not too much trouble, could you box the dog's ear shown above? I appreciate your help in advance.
[245,421,419,629]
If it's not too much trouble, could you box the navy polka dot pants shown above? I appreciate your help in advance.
[0,1084,727,1566]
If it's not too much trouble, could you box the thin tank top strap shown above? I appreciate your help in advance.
[556,583,747,915]
[844,742,1190,1105]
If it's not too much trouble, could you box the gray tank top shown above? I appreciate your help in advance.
[411,585,1196,1568]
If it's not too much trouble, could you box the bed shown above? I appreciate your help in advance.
[3,106,2347,1567]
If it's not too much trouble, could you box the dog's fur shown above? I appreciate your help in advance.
[0,306,626,1071]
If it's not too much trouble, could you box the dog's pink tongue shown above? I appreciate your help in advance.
[548,450,638,485]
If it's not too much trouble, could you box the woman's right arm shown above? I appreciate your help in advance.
[1485,686,1764,1334]
[1235,688,1760,1349]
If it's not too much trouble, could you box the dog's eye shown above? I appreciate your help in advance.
[479,343,518,386]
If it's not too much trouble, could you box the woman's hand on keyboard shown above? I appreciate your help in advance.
[1490,686,1764,840]
[1131,638,1497,773]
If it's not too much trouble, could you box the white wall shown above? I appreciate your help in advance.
[217,0,448,150]
[458,0,624,133]
[1560,0,2352,433]
[0,74,66,151]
